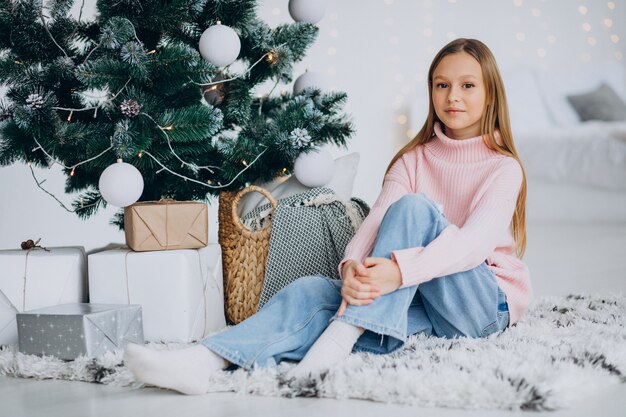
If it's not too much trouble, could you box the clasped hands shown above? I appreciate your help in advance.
[337,257,402,317]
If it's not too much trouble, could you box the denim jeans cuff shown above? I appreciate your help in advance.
[202,341,250,371]
[331,313,406,342]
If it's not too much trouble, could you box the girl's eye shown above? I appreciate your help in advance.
[463,83,475,88]
[436,83,449,88]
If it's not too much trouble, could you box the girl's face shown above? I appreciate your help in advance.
[431,51,486,139]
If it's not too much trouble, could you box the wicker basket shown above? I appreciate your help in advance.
[218,185,278,324]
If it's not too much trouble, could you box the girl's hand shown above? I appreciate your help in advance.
[357,257,403,296]
[337,260,380,317]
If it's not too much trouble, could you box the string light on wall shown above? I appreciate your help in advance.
[392,95,403,110]
[516,33,526,42]
[607,2,615,10]
[537,48,547,58]
[397,115,408,125]
[514,0,523,7]
[578,6,588,15]
[603,18,613,27]
[582,22,591,32]
[611,35,620,43]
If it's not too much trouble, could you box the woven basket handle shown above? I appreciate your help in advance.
[231,185,278,233]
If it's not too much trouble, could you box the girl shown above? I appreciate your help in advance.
[124,38,532,395]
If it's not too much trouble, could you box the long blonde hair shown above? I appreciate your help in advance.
[387,38,527,257]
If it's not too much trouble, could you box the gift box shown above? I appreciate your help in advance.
[124,200,208,251]
[0,247,87,346]
[88,244,225,342]
[17,303,143,360]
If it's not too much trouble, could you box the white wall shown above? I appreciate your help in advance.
[1,0,625,251]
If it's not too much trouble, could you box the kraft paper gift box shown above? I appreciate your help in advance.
[124,200,208,251]
[88,244,226,343]
[17,303,143,360]
[0,247,87,346]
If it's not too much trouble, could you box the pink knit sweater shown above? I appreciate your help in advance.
[339,123,532,326]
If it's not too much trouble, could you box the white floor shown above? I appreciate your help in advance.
[2,374,626,417]
[2,220,626,417]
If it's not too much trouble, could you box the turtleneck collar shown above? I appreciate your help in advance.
[426,122,501,164]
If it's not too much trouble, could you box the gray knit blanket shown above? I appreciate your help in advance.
[240,187,370,309]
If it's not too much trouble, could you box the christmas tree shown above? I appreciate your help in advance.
[0,0,354,227]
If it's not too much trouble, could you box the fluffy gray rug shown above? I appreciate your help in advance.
[1,294,625,411]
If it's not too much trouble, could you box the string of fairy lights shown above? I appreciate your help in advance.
[21,3,324,213]
[17,0,624,212]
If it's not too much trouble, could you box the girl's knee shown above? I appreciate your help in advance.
[291,275,337,296]
[388,193,442,220]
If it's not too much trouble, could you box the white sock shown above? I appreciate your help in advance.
[123,343,228,395]
[287,320,364,379]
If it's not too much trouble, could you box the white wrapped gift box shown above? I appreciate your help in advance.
[0,247,87,346]
[88,244,226,342]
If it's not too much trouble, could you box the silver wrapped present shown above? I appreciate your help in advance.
[17,303,143,360]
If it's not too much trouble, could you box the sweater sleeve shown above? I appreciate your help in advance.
[392,159,523,288]
[338,156,413,279]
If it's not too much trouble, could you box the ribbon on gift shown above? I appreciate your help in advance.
[0,246,51,335]
[122,249,217,338]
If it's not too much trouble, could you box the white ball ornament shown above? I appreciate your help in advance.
[98,159,144,207]
[294,148,334,187]
[199,23,241,67]
[288,0,326,24]
[293,71,326,94]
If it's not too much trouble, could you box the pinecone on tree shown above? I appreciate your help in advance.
[289,127,312,149]
[120,99,141,118]
[0,0,355,227]
[26,93,45,109]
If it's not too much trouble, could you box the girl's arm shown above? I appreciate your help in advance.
[391,158,523,288]
[338,156,413,279]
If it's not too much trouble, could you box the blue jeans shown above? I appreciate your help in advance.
[203,193,509,370]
